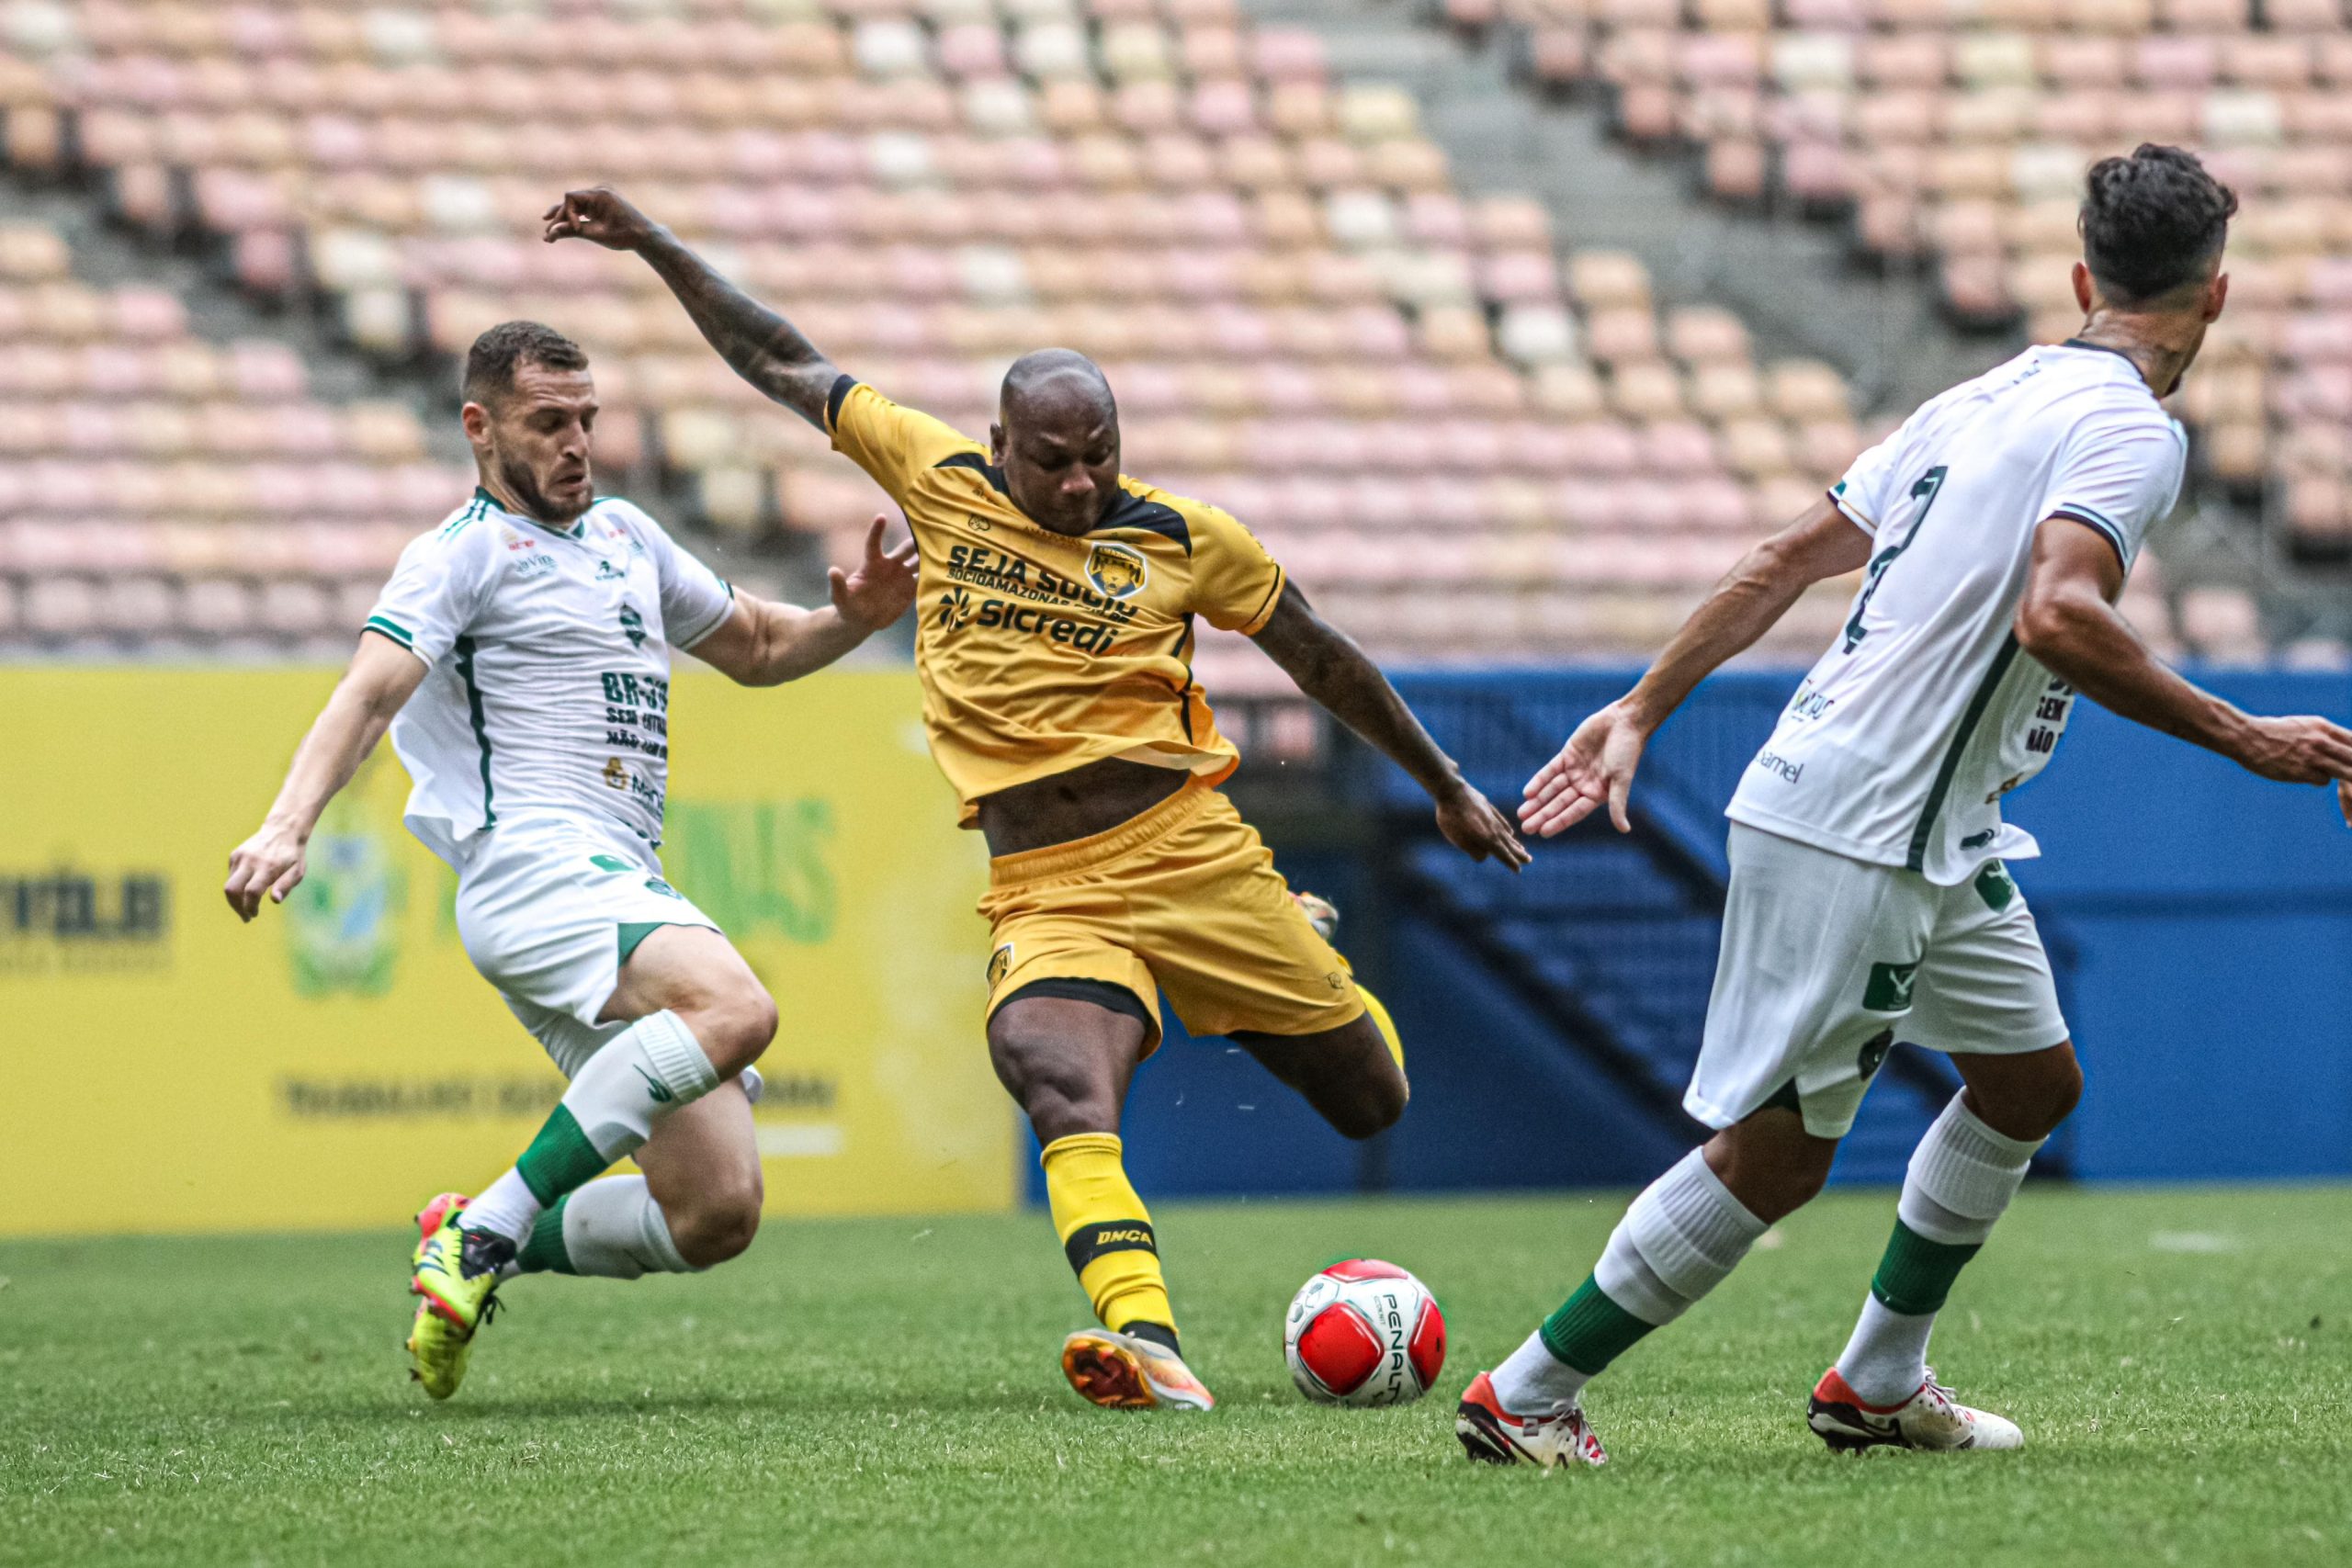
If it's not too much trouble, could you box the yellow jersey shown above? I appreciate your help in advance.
[823,377,1287,825]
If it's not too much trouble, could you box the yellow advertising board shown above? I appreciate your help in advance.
[0,666,1013,1236]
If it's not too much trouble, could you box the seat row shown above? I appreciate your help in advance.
[0,458,475,520]
[55,72,1392,141]
[30,0,1269,67]
[1476,0,2339,34]
[0,400,430,460]
[65,114,1450,200]
[0,519,428,576]
[1585,28,2352,90]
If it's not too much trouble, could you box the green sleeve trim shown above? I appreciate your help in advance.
[363,615,414,649]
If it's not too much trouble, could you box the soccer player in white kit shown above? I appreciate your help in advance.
[1456,145,2352,1466]
[225,321,919,1399]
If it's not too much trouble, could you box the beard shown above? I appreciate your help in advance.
[498,451,592,525]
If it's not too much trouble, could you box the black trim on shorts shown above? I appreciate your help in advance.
[999,977,1154,1032]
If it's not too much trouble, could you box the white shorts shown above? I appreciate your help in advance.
[1688,823,2070,1139]
[454,814,721,1078]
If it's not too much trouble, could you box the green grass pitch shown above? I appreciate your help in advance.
[4,1185,2346,1567]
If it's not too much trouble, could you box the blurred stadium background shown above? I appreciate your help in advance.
[2,0,2347,1233]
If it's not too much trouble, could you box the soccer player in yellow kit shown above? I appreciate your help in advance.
[548,186,1529,1410]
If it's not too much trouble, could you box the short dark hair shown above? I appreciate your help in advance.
[2078,144,2237,307]
[463,320,589,407]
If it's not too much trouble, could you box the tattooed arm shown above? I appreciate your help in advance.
[545,186,839,429]
[1252,584,1530,871]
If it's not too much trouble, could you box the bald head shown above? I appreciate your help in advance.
[991,348,1123,536]
[1001,348,1116,424]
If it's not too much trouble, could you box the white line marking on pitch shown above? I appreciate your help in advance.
[2147,1232,2236,1253]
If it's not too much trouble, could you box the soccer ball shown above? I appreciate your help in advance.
[1283,1258,1446,1406]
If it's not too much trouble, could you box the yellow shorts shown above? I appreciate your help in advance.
[978,779,1367,1053]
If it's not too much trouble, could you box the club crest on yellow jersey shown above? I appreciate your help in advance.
[1084,543,1149,602]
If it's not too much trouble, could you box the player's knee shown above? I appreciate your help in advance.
[1329,1073,1407,1141]
[1015,1073,1120,1145]
[2032,1054,2084,1131]
[1710,1117,1835,1224]
[1970,1048,2082,1141]
[690,980,777,1080]
[989,1032,1116,1142]
[670,1168,764,1268]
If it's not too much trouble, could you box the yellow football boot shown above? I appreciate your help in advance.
[404,1193,506,1401]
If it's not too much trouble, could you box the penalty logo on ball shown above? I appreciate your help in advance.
[1283,1258,1446,1407]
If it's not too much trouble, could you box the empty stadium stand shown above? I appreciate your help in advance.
[0,209,469,648]
[2,0,1902,669]
[1450,0,2349,624]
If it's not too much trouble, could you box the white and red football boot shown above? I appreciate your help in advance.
[1454,1371,1607,1468]
[1807,1367,2023,1452]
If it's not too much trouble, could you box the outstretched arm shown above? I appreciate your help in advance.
[545,186,840,428]
[1521,496,1872,837]
[1251,584,1530,870]
[689,517,921,686]
[225,634,428,919]
[2016,518,2352,822]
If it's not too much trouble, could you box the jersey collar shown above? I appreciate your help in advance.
[933,454,1192,553]
[2055,338,2154,381]
[474,484,587,540]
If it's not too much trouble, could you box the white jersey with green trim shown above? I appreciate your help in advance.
[1726,342,2187,886]
[364,489,736,868]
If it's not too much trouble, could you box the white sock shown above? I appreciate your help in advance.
[469,1167,542,1248]
[464,1010,722,1245]
[1836,1294,1937,1408]
[1493,1329,1595,1413]
[563,1175,701,1279]
[1491,1149,1764,1414]
[1835,1093,2044,1406]
[1611,1147,1766,1308]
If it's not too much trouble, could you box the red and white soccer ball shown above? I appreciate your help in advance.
[1283,1258,1447,1407]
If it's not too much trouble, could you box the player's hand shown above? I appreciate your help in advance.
[543,186,659,251]
[830,514,920,633]
[223,823,307,922]
[1521,701,1649,837]
[2230,713,2352,787]
[2339,778,2351,829]
[1435,779,1532,872]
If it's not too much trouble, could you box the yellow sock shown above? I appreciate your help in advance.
[1360,984,1406,1079]
[1041,1133,1176,1340]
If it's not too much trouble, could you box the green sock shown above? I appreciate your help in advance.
[1539,1274,1657,1375]
[514,1105,607,1206]
[1869,1218,1983,1316]
[514,1197,576,1275]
